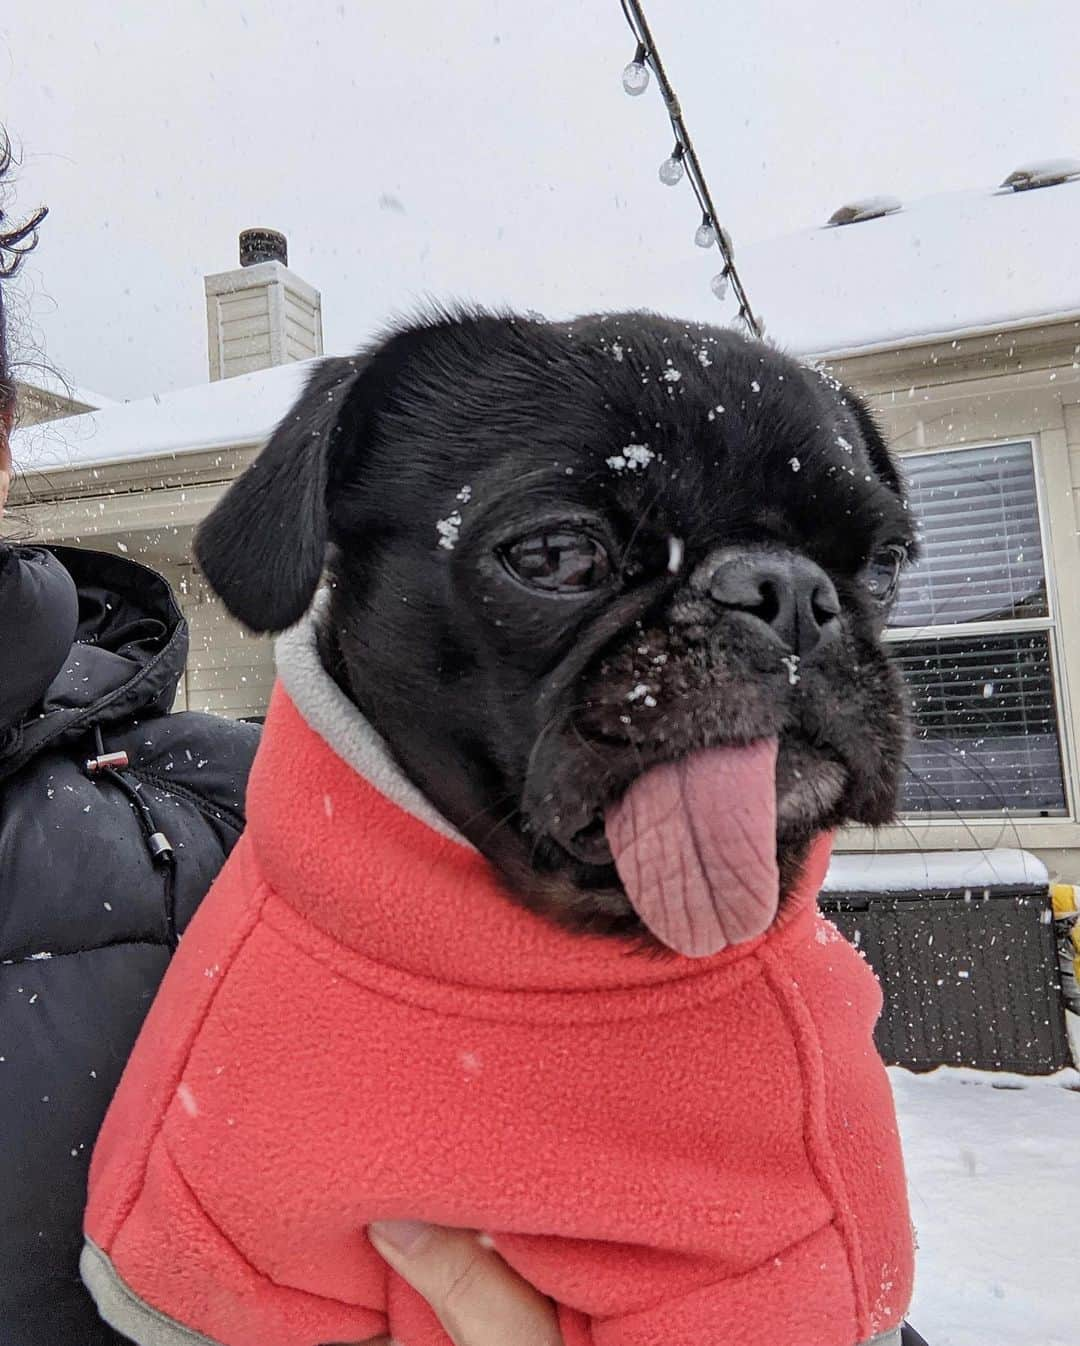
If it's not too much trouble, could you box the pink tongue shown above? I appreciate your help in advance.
[604,740,780,958]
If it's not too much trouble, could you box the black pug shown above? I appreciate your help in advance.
[195,308,913,957]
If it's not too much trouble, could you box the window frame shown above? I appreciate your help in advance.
[884,434,1077,825]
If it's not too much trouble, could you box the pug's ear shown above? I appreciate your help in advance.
[194,355,369,633]
[844,388,904,500]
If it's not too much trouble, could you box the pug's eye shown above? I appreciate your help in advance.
[861,544,907,605]
[501,531,612,593]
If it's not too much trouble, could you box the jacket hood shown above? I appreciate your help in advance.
[0,545,188,781]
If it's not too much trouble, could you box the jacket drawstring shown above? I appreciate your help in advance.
[85,726,178,950]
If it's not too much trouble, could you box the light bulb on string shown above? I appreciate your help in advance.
[622,44,650,96]
[694,216,717,249]
[658,147,685,186]
[737,306,763,338]
[616,1,760,339]
[710,270,730,301]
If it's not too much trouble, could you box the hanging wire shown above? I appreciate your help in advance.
[617,0,764,340]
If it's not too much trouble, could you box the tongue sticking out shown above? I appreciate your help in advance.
[604,740,780,958]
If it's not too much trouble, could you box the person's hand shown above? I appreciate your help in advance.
[363,1220,564,1346]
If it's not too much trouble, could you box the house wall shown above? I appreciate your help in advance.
[156,560,275,721]
[830,318,1080,883]
[3,446,277,725]
[1067,401,1080,542]
[12,380,95,427]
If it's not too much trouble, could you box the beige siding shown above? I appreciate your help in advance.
[284,289,322,363]
[1065,403,1080,533]
[217,291,271,324]
[161,562,275,721]
[204,260,322,380]
[13,381,95,427]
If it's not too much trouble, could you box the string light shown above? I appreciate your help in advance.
[621,42,650,96]
[658,146,685,186]
[617,0,764,340]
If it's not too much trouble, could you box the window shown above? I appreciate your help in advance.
[888,441,1069,818]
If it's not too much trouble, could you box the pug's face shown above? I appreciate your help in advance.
[196,311,914,956]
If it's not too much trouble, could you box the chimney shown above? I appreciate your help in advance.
[204,229,323,381]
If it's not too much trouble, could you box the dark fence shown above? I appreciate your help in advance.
[819,884,1071,1074]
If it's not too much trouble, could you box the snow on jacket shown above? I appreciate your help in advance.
[81,608,914,1346]
[0,544,259,1346]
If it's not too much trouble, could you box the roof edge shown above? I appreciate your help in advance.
[802,305,1080,365]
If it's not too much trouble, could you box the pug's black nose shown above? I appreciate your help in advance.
[702,551,841,658]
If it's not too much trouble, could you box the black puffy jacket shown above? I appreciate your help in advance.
[0,544,259,1345]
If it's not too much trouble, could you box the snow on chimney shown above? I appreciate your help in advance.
[204,230,323,381]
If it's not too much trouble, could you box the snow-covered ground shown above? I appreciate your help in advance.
[893,1066,1079,1345]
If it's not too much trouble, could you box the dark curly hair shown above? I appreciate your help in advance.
[0,133,48,419]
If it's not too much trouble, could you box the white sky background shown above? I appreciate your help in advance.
[2,0,1079,401]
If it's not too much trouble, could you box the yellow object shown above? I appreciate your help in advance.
[1051,882,1079,917]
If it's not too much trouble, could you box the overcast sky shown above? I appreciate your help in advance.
[3,0,1078,401]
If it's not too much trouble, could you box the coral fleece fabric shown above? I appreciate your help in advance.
[84,683,913,1346]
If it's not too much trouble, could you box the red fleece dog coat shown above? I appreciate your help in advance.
[82,615,914,1346]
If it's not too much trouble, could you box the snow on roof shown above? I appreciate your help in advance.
[16,365,119,410]
[823,848,1049,894]
[13,179,1080,472]
[735,179,1080,357]
[68,386,117,410]
[11,358,316,473]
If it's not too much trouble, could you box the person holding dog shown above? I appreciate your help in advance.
[0,150,262,1344]
[0,143,570,1346]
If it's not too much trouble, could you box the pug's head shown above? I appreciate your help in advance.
[195,310,914,956]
